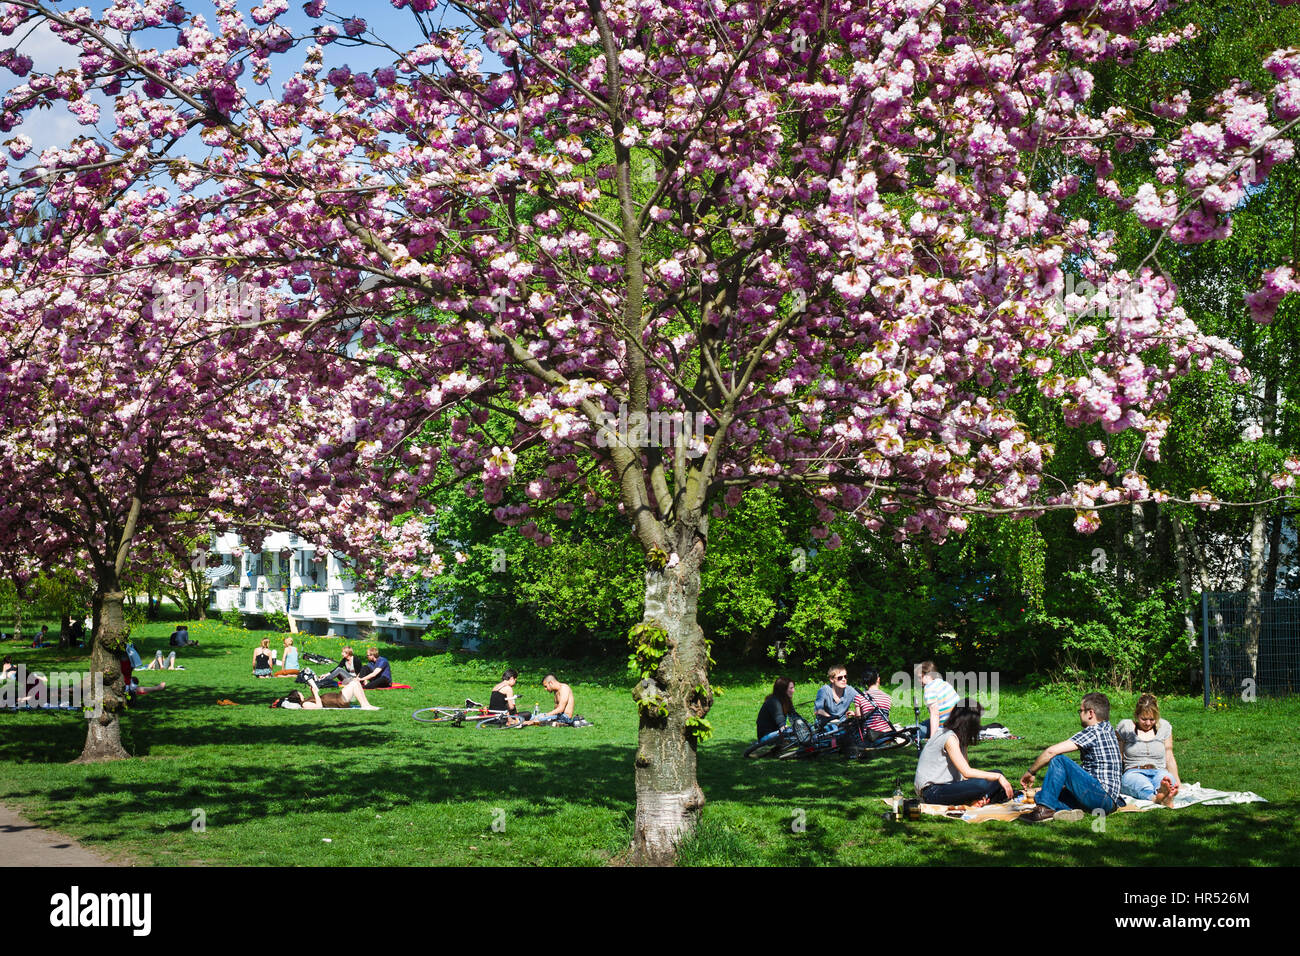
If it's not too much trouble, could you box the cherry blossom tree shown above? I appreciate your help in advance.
[5,0,1300,857]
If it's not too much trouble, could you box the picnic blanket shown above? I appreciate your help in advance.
[1123,781,1268,811]
[885,783,1266,823]
[368,684,412,690]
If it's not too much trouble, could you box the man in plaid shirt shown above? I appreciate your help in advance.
[1020,692,1123,823]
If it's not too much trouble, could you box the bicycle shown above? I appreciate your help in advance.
[411,698,522,727]
[743,710,815,758]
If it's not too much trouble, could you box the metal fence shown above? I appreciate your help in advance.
[1202,592,1300,701]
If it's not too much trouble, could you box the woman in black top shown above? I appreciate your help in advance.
[756,677,796,739]
[489,669,522,726]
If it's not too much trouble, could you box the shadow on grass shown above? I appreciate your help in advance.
[3,696,1295,867]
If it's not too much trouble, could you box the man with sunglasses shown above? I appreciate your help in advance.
[1019,691,1123,823]
[814,665,857,728]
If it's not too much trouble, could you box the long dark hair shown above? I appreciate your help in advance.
[772,677,794,714]
[945,699,984,756]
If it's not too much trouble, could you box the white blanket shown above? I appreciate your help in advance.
[1125,781,1268,810]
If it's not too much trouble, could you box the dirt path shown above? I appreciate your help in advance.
[0,804,118,867]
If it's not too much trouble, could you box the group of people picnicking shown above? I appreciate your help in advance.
[758,660,1181,821]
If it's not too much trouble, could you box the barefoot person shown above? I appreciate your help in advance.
[1020,692,1123,822]
[1116,694,1181,806]
[914,699,1014,807]
[274,678,378,710]
[527,674,575,725]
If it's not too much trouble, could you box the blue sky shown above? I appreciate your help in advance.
[10,1,488,178]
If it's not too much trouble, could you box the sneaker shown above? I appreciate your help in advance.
[1020,805,1057,823]
[1054,809,1087,822]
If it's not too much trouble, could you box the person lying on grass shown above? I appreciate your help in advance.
[147,650,182,670]
[1116,693,1180,807]
[914,699,1014,808]
[272,678,378,710]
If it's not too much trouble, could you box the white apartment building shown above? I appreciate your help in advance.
[206,531,435,642]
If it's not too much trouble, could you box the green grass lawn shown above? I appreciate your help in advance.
[1,619,1296,866]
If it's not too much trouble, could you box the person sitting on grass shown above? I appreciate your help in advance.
[525,674,575,725]
[756,677,796,740]
[357,646,392,689]
[1,655,16,680]
[318,646,363,687]
[914,699,1014,807]
[852,668,894,733]
[814,664,857,728]
[273,678,377,710]
[489,669,522,726]
[1019,691,1123,823]
[1116,693,1180,807]
[913,660,959,740]
[169,625,199,647]
[252,638,276,678]
[272,637,300,677]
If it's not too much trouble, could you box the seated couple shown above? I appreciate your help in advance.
[317,646,392,688]
[488,671,576,726]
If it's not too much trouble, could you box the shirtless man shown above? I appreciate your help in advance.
[528,674,575,725]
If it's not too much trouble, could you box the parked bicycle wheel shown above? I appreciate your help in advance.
[744,733,792,758]
[412,707,473,725]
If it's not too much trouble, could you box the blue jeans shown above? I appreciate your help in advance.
[920,773,1010,806]
[1037,755,1116,813]
[1122,768,1173,801]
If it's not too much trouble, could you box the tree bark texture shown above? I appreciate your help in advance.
[629,553,712,864]
[76,589,130,763]
[1168,512,1199,648]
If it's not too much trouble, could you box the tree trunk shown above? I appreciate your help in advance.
[629,552,712,864]
[1168,513,1199,648]
[1131,502,1148,593]
[76,589,130,763]
[12,578,24,645]
[1244,507,1267,682]
[1264,514,1283,593]
[1243,375,1279,683]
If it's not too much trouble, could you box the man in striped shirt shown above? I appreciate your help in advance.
[851,668,894,733]
[915,661,959,740]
